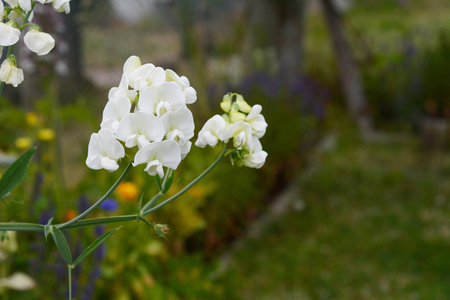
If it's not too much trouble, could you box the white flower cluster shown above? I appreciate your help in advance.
[195,93,268,169]
[86,55,198,179]
[0,0,70,86]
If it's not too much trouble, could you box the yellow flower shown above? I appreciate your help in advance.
[25,112,39,127]
[37,128,55,141]
[116,182,140,202]
[15,137,33,149]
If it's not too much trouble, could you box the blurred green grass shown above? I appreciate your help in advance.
[221,129,450,299]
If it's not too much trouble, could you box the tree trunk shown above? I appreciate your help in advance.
[320,0,372,133]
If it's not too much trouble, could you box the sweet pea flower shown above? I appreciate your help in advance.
[160,107,195,158]
[245,104,267,138]
[53,0,70,14]
[242,137,267,169]
[18,0,32,11]
[115,112,165,148]
[224,121,253,149]
[0,57,24,87]
[108,73,137,103]
[24,28,55,56]
[101,95,132,134]
[3,0,19,8]
[195,115,226,148]
[134,140,181,178]
[125,57,165,92]
[86,128,125,172]
[138,82,186,117]
[0,22,20,46]
[165,69,197,104]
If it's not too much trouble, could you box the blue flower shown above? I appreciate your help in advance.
[99,198,119,212]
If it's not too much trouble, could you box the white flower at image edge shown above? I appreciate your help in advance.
[0,22,20,46]
[86,128,125,172]
[24,28,55,56]
[195,115,226,148]
[134,140,181,178]
[0,272,36,291]
[0,59,24,87]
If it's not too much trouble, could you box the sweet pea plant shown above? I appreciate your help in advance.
[0,1,267,298]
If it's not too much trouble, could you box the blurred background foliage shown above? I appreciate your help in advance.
[1,0,450,299]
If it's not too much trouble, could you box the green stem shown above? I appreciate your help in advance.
[68,266,72,300]
[62,215,138,230]
[143,143,227,215]
[0,143,228,232]
[0,222,44,232]
[56,162,133,230]
[141,193,162,213]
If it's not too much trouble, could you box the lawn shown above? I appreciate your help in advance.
[221,130,450,299]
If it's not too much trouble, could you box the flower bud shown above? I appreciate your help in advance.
[24,28,55,56]
[0,56,24,87]
[220,93,233,113]
[229,103,246,123]
[235,94,252,113]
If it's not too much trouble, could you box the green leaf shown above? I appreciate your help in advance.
[51,226,72,265]
[0,147,36,200]
[72,227,122,268]
[162,171,175,194]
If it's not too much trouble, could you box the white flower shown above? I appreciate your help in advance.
[165,69,197,104]
[242,137,267,169]
[0,58,24,87]
[224,121,253,149]
[53,0,70,14]
[195,115,226,148]
[125,58,165,91]
[86,128,125,172]
[245,104,267,138]
[101,95,131,134]
[160,107,195,158]
[0,22,20,46]
[0,272,36,291]
[24,28,55,56]
[18,0,32,11]
[108,73,137,103]
[134,140,181,178]
[115,112,165,148]
[3,0,19,8]
[138,82,186,117]
[123,55,141,75]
